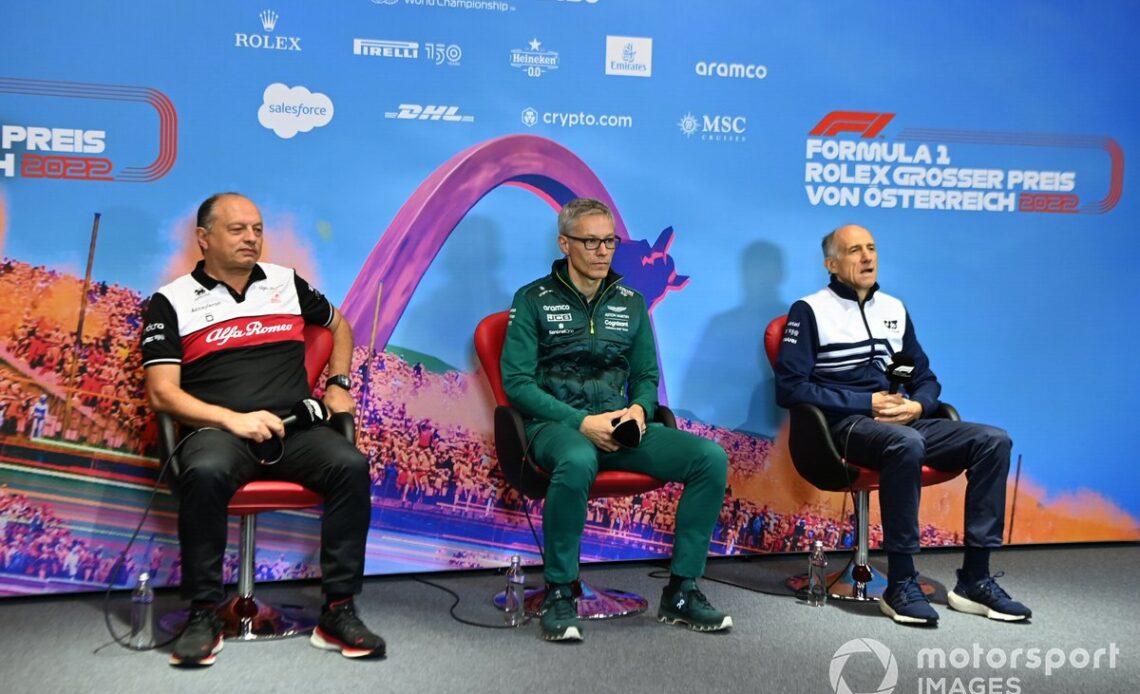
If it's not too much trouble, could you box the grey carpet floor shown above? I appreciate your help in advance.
[0,545,1136,694]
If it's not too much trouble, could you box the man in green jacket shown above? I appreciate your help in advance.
[501,197,732,642]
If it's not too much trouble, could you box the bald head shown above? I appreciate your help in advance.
[822,224,878,300]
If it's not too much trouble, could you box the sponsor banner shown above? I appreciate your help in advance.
[353,38,462,66]
[804,110,1123,214]
[510,38,559,77]
[695,60,767,80]
[521,107,632,129]
[384,103,474,123]
[605,35,652,77]
[678,112,747,143]
[258,84,334,139]
[234,9,301,51]
[370,0,516,12]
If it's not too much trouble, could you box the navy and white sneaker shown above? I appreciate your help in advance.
[947,570,1032,621]
[880,574,939,625]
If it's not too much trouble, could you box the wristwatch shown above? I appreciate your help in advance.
[325,374,352,392]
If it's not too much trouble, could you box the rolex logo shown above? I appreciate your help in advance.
[235,9,300,51]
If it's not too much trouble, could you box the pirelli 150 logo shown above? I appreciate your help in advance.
[804,111,1122,214]
[0,77,177,182]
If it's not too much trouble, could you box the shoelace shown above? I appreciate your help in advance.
[973,572,1011,600]
[184,608,217,629]
[683,586,713,610]
[327,604,375,644]
[895,577,927,606]
[545,590,577,619]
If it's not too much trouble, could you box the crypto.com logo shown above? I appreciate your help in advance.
[830,638,898,694]
[0,77,177,182]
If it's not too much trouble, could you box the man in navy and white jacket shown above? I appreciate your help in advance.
[775,223,1032,626]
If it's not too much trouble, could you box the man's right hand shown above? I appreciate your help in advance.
[580,410,626,452]
[225,410,285,442]
[871,391,921,424]
[871,391,905,417]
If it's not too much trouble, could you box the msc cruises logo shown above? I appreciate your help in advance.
[678,112,747,143]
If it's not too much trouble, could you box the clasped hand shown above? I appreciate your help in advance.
[872,392,922,424]
[579,406,646,452]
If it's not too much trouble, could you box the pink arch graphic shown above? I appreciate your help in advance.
[341,134,686,352]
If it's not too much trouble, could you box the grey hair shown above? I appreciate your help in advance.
[821,223,859,259]
[557,198,614,237]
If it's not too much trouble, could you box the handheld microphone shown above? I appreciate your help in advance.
[886,352,915,395]
[249,399,330,464]
[281,398,329,430]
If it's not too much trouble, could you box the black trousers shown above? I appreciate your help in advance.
[828,416,1012,555]
[174,426,371,603]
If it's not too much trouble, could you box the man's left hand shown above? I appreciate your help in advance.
[874,397,922,425]
[323,387,355,416]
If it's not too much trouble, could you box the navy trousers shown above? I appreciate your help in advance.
[174,426,371,603]
[828,416,1011,554]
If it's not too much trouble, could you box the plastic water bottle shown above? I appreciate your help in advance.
[807,541,828,607]
[503,555,526,626]
[129,571,155,649]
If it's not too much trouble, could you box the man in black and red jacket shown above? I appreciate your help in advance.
[141,193,382,665]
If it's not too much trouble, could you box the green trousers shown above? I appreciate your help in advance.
[527,422,729,584]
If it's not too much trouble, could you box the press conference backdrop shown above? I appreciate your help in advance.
[0,0,1136,597]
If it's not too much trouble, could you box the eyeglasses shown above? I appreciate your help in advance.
[562,234,621,250]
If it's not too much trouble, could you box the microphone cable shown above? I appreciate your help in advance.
[96,427,215,653]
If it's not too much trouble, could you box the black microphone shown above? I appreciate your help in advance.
[281,398,329,430]
[886,352,915,395]
[249,399,329,464]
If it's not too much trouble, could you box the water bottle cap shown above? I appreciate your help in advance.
[139,571,150,581]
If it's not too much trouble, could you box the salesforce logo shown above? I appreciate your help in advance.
[695,61,768,80]
[258,83,334,139]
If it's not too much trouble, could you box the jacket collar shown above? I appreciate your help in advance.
[828,274,879,304]
[192,260,267,302]
[551,258,622,301]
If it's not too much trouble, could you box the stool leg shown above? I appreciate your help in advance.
[238,514,256,600]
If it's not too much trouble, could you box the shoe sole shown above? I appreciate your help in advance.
[657,613,734,632]
[879,600,938,625]
[541,625,582,642]
[169,637,223,666]
[947,591,1029,622]
[310,627,386,658]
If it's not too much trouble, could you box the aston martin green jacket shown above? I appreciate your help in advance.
[501,259,659,431]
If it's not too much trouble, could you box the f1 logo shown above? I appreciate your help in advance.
[810,111,895,138]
